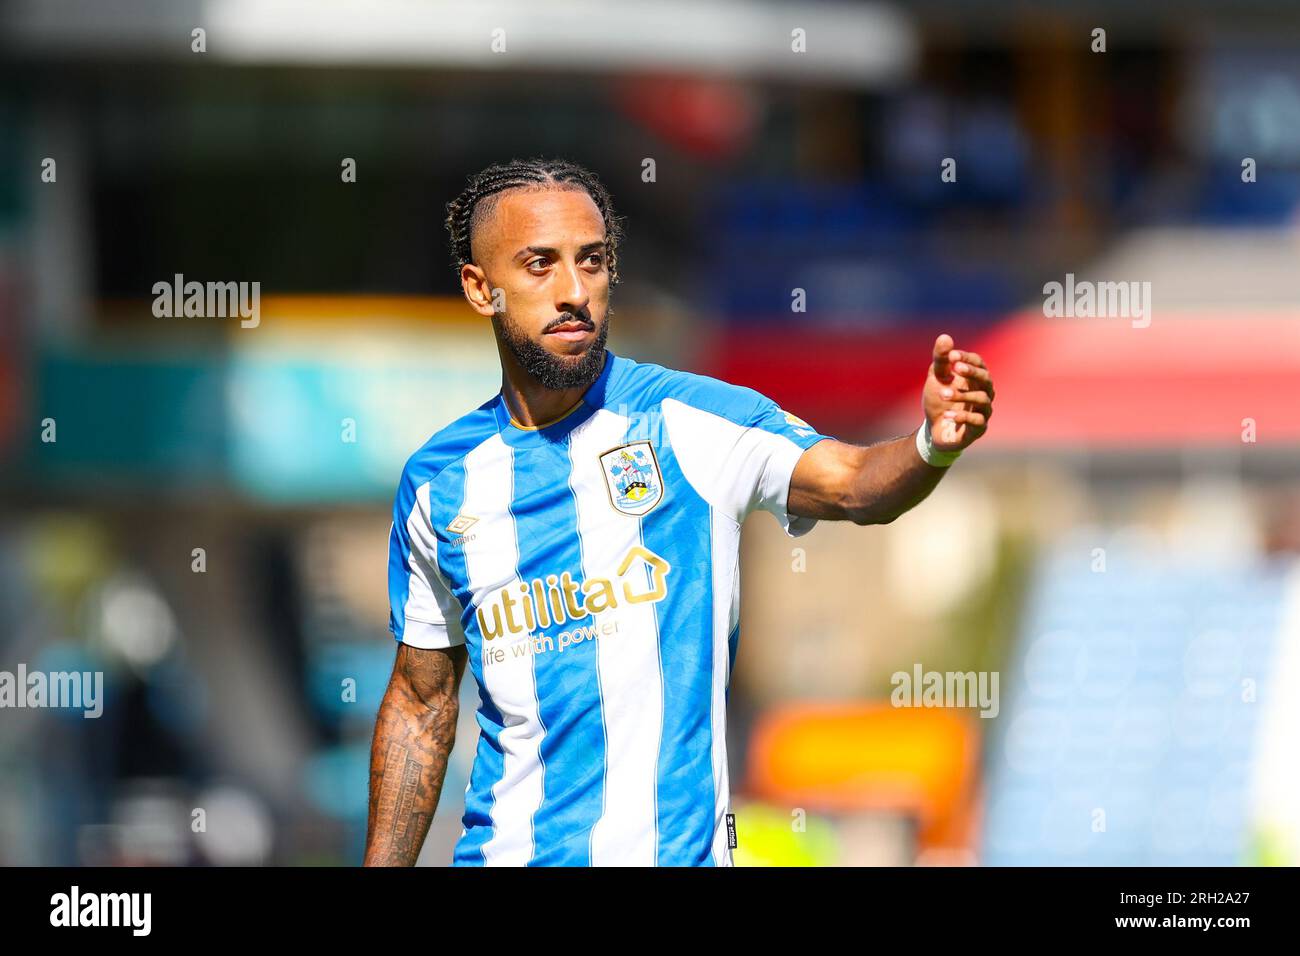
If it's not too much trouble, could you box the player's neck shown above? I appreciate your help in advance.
[498,349,606,429]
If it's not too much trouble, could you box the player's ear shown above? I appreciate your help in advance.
[461,264,497,319]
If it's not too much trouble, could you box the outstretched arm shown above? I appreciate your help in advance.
[787,333,995,526]
[364,643,467,866]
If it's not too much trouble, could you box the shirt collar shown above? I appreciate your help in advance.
[492,348,621,449]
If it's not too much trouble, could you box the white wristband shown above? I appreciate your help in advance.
[916,418,962,467]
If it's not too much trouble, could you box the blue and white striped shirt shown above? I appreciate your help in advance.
[387,349,830,865]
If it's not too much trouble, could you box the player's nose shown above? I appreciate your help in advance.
[555,260,590,313]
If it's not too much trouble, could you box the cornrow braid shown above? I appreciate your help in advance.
[444,156,625,287]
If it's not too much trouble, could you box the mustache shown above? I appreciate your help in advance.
[543,312,594,333]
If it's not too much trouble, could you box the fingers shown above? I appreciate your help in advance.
[932,333,955,383]
[940,388,993,411]
[934,336,992,390]
[929,336,994,447]
[941,407,988,428]
[953,361,993,394]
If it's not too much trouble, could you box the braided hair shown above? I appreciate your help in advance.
[444,157,625,287]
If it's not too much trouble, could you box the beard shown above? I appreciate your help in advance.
[494,306,611,391]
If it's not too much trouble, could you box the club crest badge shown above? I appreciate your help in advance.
[600,441,664,516]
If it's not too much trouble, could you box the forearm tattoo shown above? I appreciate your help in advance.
[364,644,465,866]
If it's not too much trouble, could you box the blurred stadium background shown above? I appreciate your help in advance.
[0,0,1297,866]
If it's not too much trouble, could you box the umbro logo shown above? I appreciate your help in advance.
[447,514,478,535]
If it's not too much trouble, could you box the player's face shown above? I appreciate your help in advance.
[470,187,612,390]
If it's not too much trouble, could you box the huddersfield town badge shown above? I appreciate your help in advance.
[600,441,664,516]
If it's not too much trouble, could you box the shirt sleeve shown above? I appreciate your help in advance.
[741,395,832,537]
[387,477,466,649]
[661,388,832,537]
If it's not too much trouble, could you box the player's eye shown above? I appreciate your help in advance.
[584,252,605,268]
[526,257,551,273]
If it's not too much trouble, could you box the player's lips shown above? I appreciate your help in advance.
[546,320,594,342]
